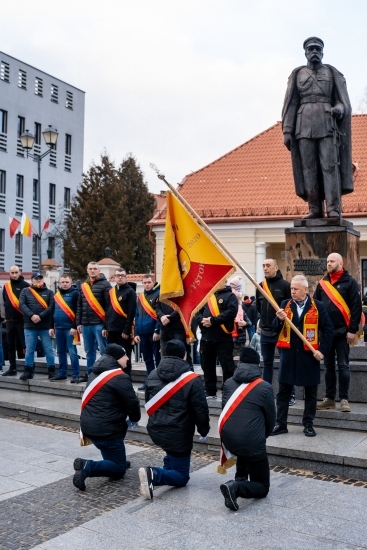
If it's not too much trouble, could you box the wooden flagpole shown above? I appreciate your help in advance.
[150,164,318,355]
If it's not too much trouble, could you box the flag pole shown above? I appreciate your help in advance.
[150,164,317,355]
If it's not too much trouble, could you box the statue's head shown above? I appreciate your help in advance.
[303,37,324,64]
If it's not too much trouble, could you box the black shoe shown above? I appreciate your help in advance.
[73,469,87,491]
[289,397,296,406]
[48,366,56,379]
[270,425,288,436]
[70,376,79,383]
[78,374,88,383]
[138,384,146,391]
[19,367,34,381]
[50,375,67,381]
[220,481,239,511]
[205,393,217,400]
[303,425,316,437]
[138,467,155,500]
[73,457,87,471]
[2,369,17,376]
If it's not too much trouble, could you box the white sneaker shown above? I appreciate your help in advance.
[139,467,154,500]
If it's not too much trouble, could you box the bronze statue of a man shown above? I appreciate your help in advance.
[282,37,353,219]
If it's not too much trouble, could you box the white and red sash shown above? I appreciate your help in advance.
[79,368,124,446]
[145,371,199,417]
[217,377,263,473]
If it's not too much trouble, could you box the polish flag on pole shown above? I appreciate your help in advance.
[42,217,50,232]
[20,212,32,237]
[9,216,20,238]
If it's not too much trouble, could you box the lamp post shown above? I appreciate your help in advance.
[20,125,59,270]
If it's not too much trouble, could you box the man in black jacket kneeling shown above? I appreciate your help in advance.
[73,344,141,491]
[139,340,210,499]
[219,347,275,511]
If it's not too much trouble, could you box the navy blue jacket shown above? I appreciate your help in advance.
[135,283,161,336]
[53,286,79,329]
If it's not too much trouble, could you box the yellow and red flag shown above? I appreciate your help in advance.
[160,192,235,335]
[21,212,32,237]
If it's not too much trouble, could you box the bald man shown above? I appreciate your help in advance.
[2,266,29,376]
[314,253,362,412]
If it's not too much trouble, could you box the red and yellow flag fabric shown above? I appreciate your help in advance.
[21,212,32,237]
[160,192,235,335]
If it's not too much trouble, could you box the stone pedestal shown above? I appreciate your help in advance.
[285,218,360,294]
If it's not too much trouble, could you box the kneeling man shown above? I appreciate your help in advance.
[271,275,334,437]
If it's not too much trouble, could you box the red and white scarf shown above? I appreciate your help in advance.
[145,371,199,417]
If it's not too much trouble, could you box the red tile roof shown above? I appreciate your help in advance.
[150,115,367,224]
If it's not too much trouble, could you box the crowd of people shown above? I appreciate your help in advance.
[0,251,362,511]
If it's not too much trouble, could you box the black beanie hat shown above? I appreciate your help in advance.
[165,339,186,359]
[105,344,127,361]
[240,346,260,365]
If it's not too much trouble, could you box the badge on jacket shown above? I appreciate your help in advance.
[218,299,223,303]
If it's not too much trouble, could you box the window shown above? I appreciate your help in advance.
[64,187,71,209]
[0,110,7,133]
[18,69,26,89]
[35,76,43,97]
[0,61,9,82]
[16,175,24,198]
[0,170,6,194]
[66,91,73,110]
[34,122,41,145]
[48,236,55,257]
[0,228,4,252]
[15,233,23,255]
[17,116,25,139]
[33,179,39,201]
[49,183,56,205]
[32,235,40,255]
[65,134,72,155]
[51,84,58,103]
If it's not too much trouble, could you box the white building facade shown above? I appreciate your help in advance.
[0,52,85,272]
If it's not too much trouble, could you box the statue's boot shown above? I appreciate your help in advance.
[327,211,339,218]
[302,212,323,219]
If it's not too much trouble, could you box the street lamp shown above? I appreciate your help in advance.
[20,125,59,269]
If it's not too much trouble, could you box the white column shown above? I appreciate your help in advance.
[255,242,269,282]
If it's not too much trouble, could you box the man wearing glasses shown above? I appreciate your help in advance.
[103,268,136,376]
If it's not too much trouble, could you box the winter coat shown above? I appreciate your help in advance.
[250,332,261,354]
[221,362,275,460]
[19,284,54,330]
[274,297,335,386]
[314,270,362,336]
[135,283,161,336]
[105,283,136,335]
[155,301,186,338]
[256,270,291,338]
[76,274,111,327]
[195,286,238,342]
[3,276,30,322]
[80,354,141,440]
[145,356,210,456]
[53,286,79,329]
[243,301,258,327]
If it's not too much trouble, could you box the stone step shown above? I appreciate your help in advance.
[0,388,366,481]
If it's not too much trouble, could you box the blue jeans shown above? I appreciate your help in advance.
[247,325,255,342]
[24,329,55,367]
[55,328,80,377]
[140,334,161,376]
[87,436,127,479]
[82,324,107,374]
[153,454,191,488]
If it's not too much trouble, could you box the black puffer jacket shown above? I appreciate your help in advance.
[155,301,185,335]
[256,270,291,337]
[19,284,54,330]
[105,283,136,335]
[221,362,275,460]
[195,286,238,342]
[80,354,141,440]
[76,274,111,326]
[3,276,30,321]
[146,356,210,456]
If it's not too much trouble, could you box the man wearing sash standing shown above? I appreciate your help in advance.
[134,274,161,390]
[2,266,29,376]
[220,347,275,511]
[73,344,141,491]
[19,273,56,381]
[314,253,362,412]
[139,340,209,499]
[271,276,334,437]
[49,275,80,382]
[76,262,111,381]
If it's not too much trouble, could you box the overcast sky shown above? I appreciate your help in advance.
[3,0,367,192]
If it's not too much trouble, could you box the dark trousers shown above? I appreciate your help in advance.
[153,454,191,488]
[160,330,192,367]
[261,336,295,399]
[200,339,235,395]
[107,332,133,376]
[140,333,161,376]
[324,336,350,400]
[276,383,317,428]
[87,436,128,480]
[235,455,270,499]
[6,321,25,370]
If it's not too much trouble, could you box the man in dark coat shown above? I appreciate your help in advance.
[155,299,192,366]
[19,273,55,381]
[243,295,258,342]
[271,275,334,437]
[282,37,353,218]
[314,253,362,412]
[220,347,275,511]
[73,344,141,491]
[2,265,29,376]
[139,340,209,499]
